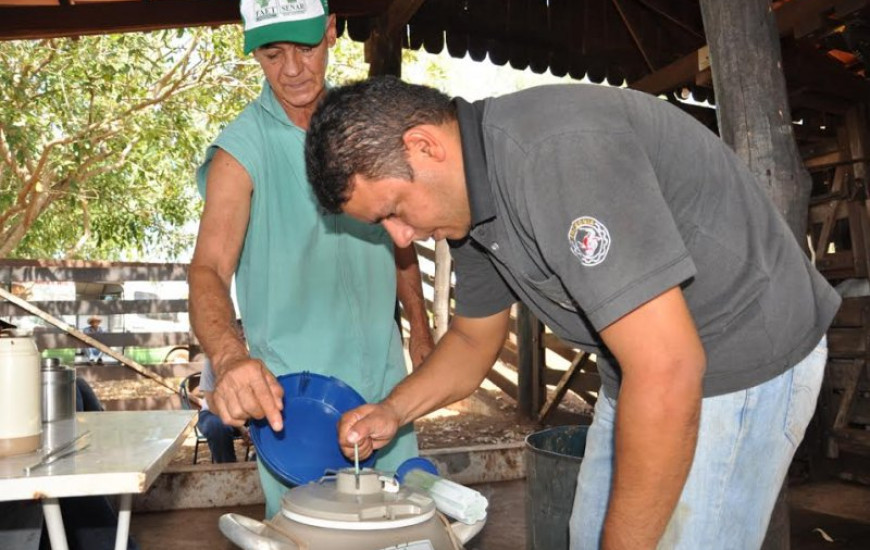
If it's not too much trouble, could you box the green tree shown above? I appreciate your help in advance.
[0,26,448,261]
[0,27,261,260]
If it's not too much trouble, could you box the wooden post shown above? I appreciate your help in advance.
[365,25,402,78]
[516,303,544,419]
[699,1,810,547]
[845,104,870,277]
[699,0,812,241]
[432,240,452,341]
[364,0,425,78]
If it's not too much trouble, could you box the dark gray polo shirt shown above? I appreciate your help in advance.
[450,84,841,397]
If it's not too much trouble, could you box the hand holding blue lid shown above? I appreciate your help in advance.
[211,355,285,432]
[250,372,376,486]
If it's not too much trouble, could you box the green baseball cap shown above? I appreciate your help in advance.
[240,0,329,55]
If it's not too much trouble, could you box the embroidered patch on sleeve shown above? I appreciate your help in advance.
[568,216,611,266]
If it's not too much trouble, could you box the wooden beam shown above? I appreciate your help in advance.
[484,366,518,401]
[812,167,847,259]
[432,241,452,341]
[610,0,655,72]
[629,0,842,95]
[0,0,239,40]
[632,0,704,39]
[831,297,870,328]
[379,0,425,37]
[833,356,865,430]
[783,43,870,104]
[76,363,200,382]
[0,0,392,41]
[516,303,545,419]
[778,0,865,38]
[33,330,191,350]
[0,297,188,317]
[542,332,579,362]
[537,352,589,422]
[365,0,425,77]
[805,150,847,169]
[834,427,870,450]
[817,251,862,278]
[629,46,706,95]
[0,259,189,283]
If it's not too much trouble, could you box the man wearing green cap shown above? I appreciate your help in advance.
[189,0,432,517]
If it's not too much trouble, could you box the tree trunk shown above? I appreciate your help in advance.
[699,1,811,548]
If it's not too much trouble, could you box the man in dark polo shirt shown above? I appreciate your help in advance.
[304,76,840,550]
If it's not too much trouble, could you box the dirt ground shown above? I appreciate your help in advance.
[89,376,185,402]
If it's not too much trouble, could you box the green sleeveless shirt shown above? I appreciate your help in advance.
[197,82,417,516]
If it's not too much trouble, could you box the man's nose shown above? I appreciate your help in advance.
[382,219,414,248]
[281,51,303,77]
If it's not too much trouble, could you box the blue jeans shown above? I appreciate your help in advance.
[197,410,237,463]
[85,347,102,362]
[570,337,828,550]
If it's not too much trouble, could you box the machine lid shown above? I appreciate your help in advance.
[281,469,437,531]
[249,372,376,485]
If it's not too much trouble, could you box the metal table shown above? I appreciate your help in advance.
[0,410,195,550]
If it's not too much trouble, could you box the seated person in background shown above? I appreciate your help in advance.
[197,360,244,463]
[82,316,104,364]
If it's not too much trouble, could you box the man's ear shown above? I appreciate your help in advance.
[325,15,338,47]
[402,125,446,162]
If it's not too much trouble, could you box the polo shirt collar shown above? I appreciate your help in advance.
[455,97,496,227]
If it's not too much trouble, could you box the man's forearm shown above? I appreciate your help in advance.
[602,374,702,549]
[383,312,509,425]
[188,264,248,373]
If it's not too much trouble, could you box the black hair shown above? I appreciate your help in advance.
[305,75,455,213]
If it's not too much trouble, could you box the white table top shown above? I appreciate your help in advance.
[0,410,195,501]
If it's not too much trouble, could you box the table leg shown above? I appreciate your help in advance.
[114,493,132,550]
[42,498,69,550]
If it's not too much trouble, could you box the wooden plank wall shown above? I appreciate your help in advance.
[0,259,194,354]
[1,251,593,418]
[413,242,599,420]
[805,103,870,481]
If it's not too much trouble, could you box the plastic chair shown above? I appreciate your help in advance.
[179,372,252,464]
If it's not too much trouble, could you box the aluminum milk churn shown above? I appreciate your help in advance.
[0,334,42,457]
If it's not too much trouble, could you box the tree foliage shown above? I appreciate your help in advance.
[0,27,261,260]
[0,26,447,261]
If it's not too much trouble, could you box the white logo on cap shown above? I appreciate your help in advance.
[568,216,611,266]
[242,0,325,29]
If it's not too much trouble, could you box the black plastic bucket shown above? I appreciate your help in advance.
[524,425,589,550]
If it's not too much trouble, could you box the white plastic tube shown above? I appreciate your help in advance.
[401,469,488,525]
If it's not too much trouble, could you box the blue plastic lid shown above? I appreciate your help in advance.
[395,456,439,484]
[249,372,376,486]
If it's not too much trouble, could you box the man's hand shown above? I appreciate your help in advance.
[212,356,285,432]
[337,402,403,461]
[408,326,435,370]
